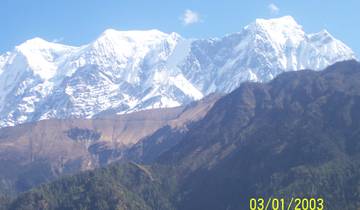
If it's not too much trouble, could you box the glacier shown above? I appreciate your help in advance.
[0,16,356,127]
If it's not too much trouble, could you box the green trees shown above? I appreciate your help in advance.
[9,162,174,210]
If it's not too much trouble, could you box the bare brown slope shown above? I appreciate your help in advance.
[0,94,220,195]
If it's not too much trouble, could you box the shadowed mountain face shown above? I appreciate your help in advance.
[0,94,220,196]
[160,60,360,210]
[7,60,360,210]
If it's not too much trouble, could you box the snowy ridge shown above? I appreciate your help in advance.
[0,16,356,127]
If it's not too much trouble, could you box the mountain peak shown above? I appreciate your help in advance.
[12,38,76,81]
[86,28,182,68]
[22,37,50,45]
[308,29,334,40]
[245,16,305,45]
[97,29,173,43]
[16,37,74,54]
[90,28,181,56]
[256,15,298,25]
[16,37,50,50]
[244,16,305,46]
[251,16,302,30]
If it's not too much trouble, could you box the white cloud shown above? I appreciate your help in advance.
[181,9,200,26]
[268,3,280,15]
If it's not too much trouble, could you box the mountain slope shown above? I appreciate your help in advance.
[0,16,356,127]
[0,94,219,196]
[8,162,174,210]
[159,60,360,210]
[9,60,360,210]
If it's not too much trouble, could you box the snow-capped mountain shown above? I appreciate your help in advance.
[0,16,356,127]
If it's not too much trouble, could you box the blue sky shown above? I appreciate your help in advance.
[1,0,359,56]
